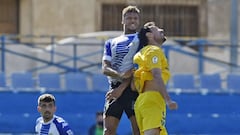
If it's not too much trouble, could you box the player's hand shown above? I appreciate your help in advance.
[130,79,137,91]
[166,100,178,110]
[119,69,133,79]
[105,88,122,101]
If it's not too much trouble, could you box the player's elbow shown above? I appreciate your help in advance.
[102,66,108,76]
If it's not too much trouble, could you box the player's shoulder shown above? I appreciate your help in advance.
[144,45,161,52]
[104,37,115,46]
[104,35,121,46]
[36,117,43,123]
[143,45,163,56]
[149,45,160,50]
[53,115,73,134]
[105,33,137,45]
[109,34,123,42]
[112,33,137,40]
[54,115,67,123]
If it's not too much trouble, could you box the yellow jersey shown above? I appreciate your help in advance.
[133,45,171,93]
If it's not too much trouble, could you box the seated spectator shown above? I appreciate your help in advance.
[88,111,103,135]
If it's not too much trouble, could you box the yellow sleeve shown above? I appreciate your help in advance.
[144,48,162,70]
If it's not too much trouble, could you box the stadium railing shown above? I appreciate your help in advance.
[0,72,6,88]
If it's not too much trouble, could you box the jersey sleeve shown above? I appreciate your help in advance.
[54,117,74,135]
[61,122,74,135]
[102,39,112,61]
[144,48,162,70]
[35,117,42,134]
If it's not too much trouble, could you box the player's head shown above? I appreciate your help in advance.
[38,93,56,105]
[138,21,166,47]
[37,94,56,122]
[96,111,103,127]
[122,5,140,34]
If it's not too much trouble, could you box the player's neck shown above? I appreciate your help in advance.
[43,116,53,123]
[148,40,161,47]
[123,29,136,34]
[148,40,158,45]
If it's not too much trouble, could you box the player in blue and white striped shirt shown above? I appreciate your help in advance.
[35,94,74,135]
[102,5,141,135]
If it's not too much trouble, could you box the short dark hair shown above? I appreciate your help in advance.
[96,111,103,117]
[38,93,56,105]
[122,5,140,18]
[138,22,155,47]
[138,21,166,47]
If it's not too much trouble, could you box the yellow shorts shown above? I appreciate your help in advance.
[134,91,167,135]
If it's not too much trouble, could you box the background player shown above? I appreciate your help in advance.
[35,93,74,135]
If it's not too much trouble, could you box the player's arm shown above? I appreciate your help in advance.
[145,48,177,109]
[59,121,74,135]
[130,77,137,91]
[106,77,132,100]
[105,68,133,100]
[151,68,177,110]
[102,60,121,79]
[102,59,133,79]
[102,50,132,99]
[101,39,122,79]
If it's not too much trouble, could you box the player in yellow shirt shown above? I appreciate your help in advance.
[131,22,178,135]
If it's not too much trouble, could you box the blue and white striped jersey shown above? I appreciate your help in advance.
[35,115,74,135]
[102,33,139,83]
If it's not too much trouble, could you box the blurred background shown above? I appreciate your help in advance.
[0,0,240,134]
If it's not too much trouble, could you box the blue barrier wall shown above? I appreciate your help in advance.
[0,91,240,135]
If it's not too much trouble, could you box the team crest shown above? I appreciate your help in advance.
[152,56,158,63]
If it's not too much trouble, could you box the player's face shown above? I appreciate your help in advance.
[122,12,140,33]
[38,101,56,122]
[96,115,103,126]
[151,26,166,45]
